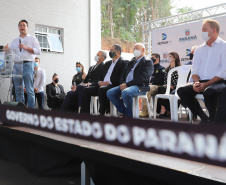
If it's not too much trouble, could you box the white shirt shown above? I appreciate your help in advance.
[191,37,226,80]
[33,67,46,92]
[9,33,41,62]
[103,58,119,84]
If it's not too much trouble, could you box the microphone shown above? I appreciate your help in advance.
[19,39,21,52]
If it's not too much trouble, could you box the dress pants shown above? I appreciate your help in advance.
[80,84,113,114]
[215,87,226,124]
[99,84,113,115]
[177,81,226,121]
[35,91,44,109]
[61,85,85,112]
[80,86,99,114]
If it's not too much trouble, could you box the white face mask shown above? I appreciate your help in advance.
[167,57,173,63]
[133,49,141,58]
[94,55,99,62]
[201,31,213,41]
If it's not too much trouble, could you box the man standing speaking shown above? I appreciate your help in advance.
[4,20,41,108]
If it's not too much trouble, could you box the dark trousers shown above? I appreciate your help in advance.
[156,86,174,114]
[35,91,44,109]
[60,85,86,112]
[99,84,113,114]
[215,87,226,124]
[177,81,226,121]
[80,86,99,114]
[80,84,113,114]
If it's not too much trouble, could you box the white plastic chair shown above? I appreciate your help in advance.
[154,65,192,121]
[132,93,154,119]
[90,96,99,115]
[110,101,117,117]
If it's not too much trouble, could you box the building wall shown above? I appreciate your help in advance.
[0,0,101,105]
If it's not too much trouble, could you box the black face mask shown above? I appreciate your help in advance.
[151,58,156,63]
[54,79,59,83]
[189,53,194,60]
[109,51,116,58]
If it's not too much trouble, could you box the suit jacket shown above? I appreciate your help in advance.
[122,56,154,92]
[100,57,128,86]
[46,82,65,108]
[83,62,104,85]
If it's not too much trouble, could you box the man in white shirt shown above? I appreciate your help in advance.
[178,19,226,124]
[34,57,46,109]
[3,20,41,108]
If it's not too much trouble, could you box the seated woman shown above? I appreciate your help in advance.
[157,51,181,117]
[71,62,86,92]
[46,73,65,110]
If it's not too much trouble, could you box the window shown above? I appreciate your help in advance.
[35,26,63,52]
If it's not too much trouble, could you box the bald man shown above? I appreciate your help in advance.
[107,43,154,117]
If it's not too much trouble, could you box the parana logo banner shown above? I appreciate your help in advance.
[0,104,226,168]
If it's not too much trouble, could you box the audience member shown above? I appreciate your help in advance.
[33,57,46,109]
[80,44,128,115]
[107,43,154,117]
[46,73,65,110]
[71,62,86,91]
[61,51,106,112]
[139,53,165,118]
[157,52,181,118]
[177,19,226,124]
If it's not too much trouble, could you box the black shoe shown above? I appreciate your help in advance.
[199,119,215,125]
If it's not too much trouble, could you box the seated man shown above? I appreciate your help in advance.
[139,53,165,117]
[107,43,154,117]
[80,44,128,115]
[61,51,106,112]
[46,73,65,110]
[177,19,226,124]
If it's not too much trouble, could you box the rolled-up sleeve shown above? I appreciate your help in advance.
[33,37,41,55]
[216,43,226,80]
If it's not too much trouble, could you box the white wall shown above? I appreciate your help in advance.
[0,0,101,104]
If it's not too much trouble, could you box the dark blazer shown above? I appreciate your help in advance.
[122,56,154,92]
[46,82,65,108]
[83,62,104,85]
[100,57,128,86]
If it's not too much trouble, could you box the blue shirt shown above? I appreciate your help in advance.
[126,56,144,83]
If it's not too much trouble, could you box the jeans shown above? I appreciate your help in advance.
[35,91,44,109]
[13,62,35,108]
[107,85,146,117]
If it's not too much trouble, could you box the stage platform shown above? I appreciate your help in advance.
[0,125,225,185]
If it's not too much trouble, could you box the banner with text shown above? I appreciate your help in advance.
[0,104,226,167]
[152,15,226,67]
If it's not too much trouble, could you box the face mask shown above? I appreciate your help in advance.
[167,57,173,63]
[54,79,59,83]
[34,62,38,67]
[94,55,99,62]
[201,31,213,41]
[76,67,81,72]
[189,53,194,60]
[151,58,156,63]
[133,49,141,58]
[109,51,116,58]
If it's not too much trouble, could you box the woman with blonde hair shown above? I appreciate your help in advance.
[71,62,86,91]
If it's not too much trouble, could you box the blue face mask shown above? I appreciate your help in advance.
[76,67,81,72]
[34,62,38,67]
